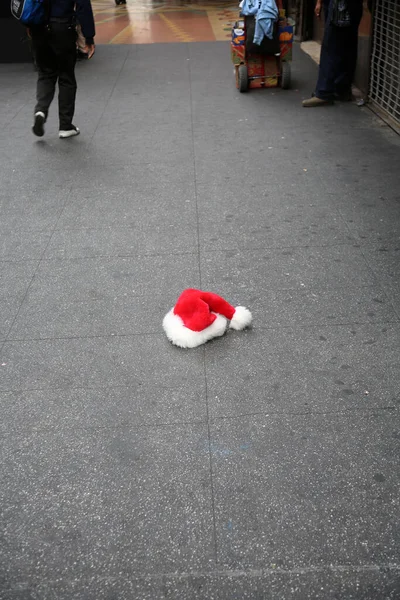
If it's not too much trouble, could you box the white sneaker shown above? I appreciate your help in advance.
[32,111,45,137]
[59,126,80,139]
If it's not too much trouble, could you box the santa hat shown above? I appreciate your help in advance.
[163,288,252,348]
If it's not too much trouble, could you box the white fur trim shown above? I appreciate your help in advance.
[162,309,228,348]
[229,306,252,330]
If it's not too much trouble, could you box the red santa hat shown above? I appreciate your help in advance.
[163,288,252,348]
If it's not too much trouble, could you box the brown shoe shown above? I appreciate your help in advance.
[302,96,333,107]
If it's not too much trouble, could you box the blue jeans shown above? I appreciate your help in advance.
[315,0,363,100]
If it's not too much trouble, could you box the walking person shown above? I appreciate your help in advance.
[302,0,363,107]
[30,0,95,138]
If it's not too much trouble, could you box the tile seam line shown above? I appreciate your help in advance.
[188,42,218,567]
[0,382,193,394]
[0,378,398,398]
[2,184,75,346]
[207,405,399,422]
[3,317,400,344]
[187,43,202,290]
[0,373,399,399]
[38,250,199,261]
[87,45,131,144]
[6,564,400,586]
[5,99,32,130]
[0,242,365,264]
[203,343,219,569]
[0,240,399,263]
[0,418,208,436]
[0,406,397,437]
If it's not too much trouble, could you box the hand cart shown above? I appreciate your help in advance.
[231,1,294,92]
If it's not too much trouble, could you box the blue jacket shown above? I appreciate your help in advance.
[241,0,278,44]
[51,0,95,44]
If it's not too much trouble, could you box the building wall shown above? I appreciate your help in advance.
[369,0,400,125]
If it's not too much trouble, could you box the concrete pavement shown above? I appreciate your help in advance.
[1,42,400,598]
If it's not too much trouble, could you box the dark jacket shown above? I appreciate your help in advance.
[50,0,95,44]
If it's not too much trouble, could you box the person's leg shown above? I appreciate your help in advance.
[314,25,337,100]
[334,2,363,98]
[314,0,346,102]
[333,27,357,98]
[30,26,58,122]
[51,24,78,132]
[303,0,336,106]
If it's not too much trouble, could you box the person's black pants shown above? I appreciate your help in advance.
[31,23,77,130]
[315,0,363,100]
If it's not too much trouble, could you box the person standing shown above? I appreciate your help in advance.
[302,0,363,107]
[30,0,95,138]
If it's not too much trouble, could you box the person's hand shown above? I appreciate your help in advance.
[84,44,95,59]
[315,0,322,17]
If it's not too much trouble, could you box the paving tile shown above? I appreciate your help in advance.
[0,261,39,341]
[336,197,400,244]
[192,121,298,150]
[315,167,400,199]
[310,150,400,199]
[200,243,397,326]
[0,372,206,432]
[0,133,93,169]
[298,106,391,132]
[197,201,354,251]
[122,61,190,86]
[95,103,192,130]
[362,245,400,316]
[10,254,199,339]
[210,570,400,600]
[362,244,400,288]
[195,179,332,213]
[2,570,400,599]
[44,225,198,259]
[56,184,197,229]
[201,245,378,296]
[306,127,400,166]
[89,129,194,165]
[0,230,50,261]
[106,84,192,111]
[1,578,169,600]
[0,186,70,232]
[0,161,73,193]
[204,324,400,418]
[210,411,400,570]
[64,161,194,192]
[193,152,324,196]
[218,285,395,329]
[193,137,308,168]
[0,423,214,583]
[0,334,205,391]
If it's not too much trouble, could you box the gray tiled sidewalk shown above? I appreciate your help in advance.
[1,42,400,599]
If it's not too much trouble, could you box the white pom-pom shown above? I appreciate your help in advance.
[229,306,252,330]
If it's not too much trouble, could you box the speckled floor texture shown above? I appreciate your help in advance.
[1,43,400,599]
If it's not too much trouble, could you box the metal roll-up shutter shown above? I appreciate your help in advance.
[369,0,400,125]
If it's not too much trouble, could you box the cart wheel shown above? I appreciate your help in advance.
[238,65,249,93]
[281,61,291,90]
